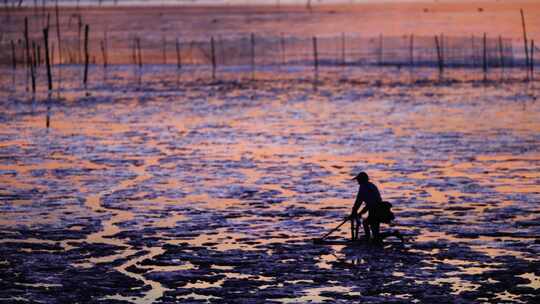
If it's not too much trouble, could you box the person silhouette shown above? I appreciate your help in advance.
[350,172,382,243]
[350,171,403,245]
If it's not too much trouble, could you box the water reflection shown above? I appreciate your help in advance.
[0,65,539,303]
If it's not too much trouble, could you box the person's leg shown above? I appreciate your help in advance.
[372,220,381,243]
[350,217,356,241]
[362,218,371,240]
[354,217,360,240]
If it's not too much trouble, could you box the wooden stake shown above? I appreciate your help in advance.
[498,36,504,71]
[132,36,137,65]
[175,37,181,69]
[313,36,319,74]
[78,14,82,64]
[210,36,216,80]
[100,40,107,68]
[24,16,34,93]
[409,34,414,67]
[483,32,487,81]
[378,34,383,66]
[280,33,286,67]
[531,40,535,81]
[434,35,443,77]
[55,0,62,65]
[162,36,167,65]
[471,35,476,67]
[43,27,53,91]
[250,33,255,80]
[11,40,16,70]
[83,24,89,87]
[136,37,142,68]
[36,43,41,66]
[341,32,346,67]
[520,9,529,79]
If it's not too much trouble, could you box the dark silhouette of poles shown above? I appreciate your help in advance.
[341,32,346,67]
[136,37,142,68]
[175,37,182,69]
[250,33,255,80]
[55,1,62,64]
[471,35,477,68]
[78,14,82,64]
[83,24,89,88]
[162,35,167,65]
[520,9,529,80]
[498,36,504,79]
[483,33,487,82]
[409,34,414,67]
[434,35,443,78]
[132,37,137,65]
[43,27,53,91]
[378,34,383,66]
[11,40,16,89]
[531,40,535,81]
[55,2,62,94]
[35,43,41,67]
[24,17,36,94]
[312,36,319,78]
[175,37,181,87]
[280,33,286,68]
[100,40,107,74]
[210,36,216,80]
[11,40,16,70]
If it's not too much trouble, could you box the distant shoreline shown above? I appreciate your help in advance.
[5,0,535,9]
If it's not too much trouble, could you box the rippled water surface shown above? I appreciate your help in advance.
[1,66,539,303]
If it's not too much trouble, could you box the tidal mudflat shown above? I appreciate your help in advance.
[1,63,540,303]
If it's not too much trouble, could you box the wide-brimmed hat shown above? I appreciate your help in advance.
[352,171,369,183]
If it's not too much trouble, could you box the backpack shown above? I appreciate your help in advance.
[376,201,395,223]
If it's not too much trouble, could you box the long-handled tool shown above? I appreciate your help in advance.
[313,216,350,244]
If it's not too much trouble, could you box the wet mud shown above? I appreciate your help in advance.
[1,66,539,303]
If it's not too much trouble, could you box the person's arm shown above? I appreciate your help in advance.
[351,190,363,218]
[358,206,368,216]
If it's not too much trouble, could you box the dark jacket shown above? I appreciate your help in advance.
[352,181,382,216]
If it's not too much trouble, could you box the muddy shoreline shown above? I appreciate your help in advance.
[1,64,540,303]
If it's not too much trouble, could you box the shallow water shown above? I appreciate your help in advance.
[0,65,539,303]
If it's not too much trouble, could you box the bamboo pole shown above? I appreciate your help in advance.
[280,33,286,67]
[30,41,36,94]
[100,40,107,67]
[434,35,443,78]
[35,43,41,66]
[55,0,62,64]
[313,36,319,75]
[409,34,414,67]
[43,27,53,91]
[162,35,167,65]
[250,33,255,80]
[498,35,504,76]
[132,36,137,65]
[531,40,535,81]
[210,36,216,80]
[175,37,181,69]
[11,40,16,70]
[483,32,487,82]
[136,37,142,68]
[24,16,33,93]
[78,14,82,64]
[471,35,476,68]
[83,24,89,87]
[440,34,445,66]
[341,32,346,67]
[103,27,108,68]
[378,34,383,66]
[520,9,529,80]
